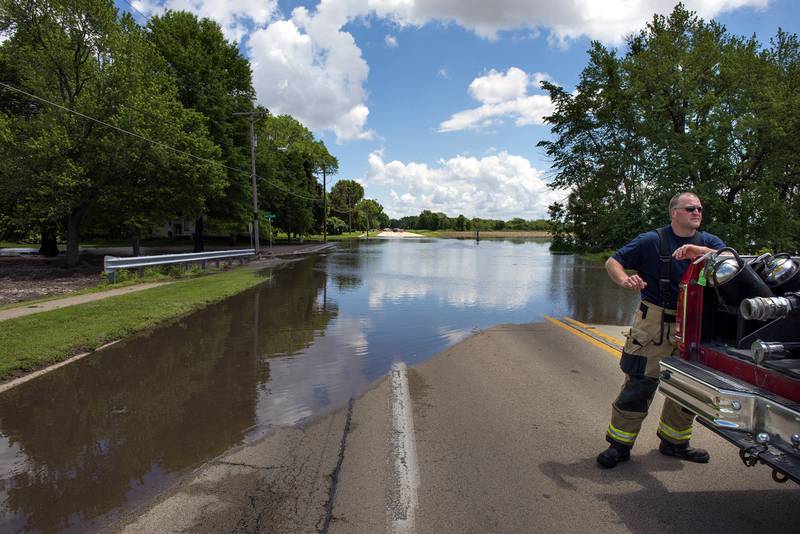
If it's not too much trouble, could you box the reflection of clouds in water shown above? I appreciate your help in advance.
[254,317,371,428]
[368,241,549,310]
[437,327,473,345]
[368,278,429,308]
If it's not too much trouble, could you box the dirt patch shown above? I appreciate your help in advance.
[0,256,102,306]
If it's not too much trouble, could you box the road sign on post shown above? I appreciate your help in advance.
[261,212,275,247]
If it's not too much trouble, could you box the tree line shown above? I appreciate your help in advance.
[540,4,799,254]
[0,1,341,265]
[390,211,550,232]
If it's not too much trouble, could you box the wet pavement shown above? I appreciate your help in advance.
[0,238,639,532]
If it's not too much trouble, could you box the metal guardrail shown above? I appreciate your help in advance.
[104,249,256,283]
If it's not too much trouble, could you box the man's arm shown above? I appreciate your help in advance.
[605,257,647,290]
[672,244,717,261]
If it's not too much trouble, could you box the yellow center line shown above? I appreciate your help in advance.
[561,317,626,347]
[544,316,621,359]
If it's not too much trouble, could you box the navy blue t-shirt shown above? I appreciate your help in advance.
[612,225,725,309]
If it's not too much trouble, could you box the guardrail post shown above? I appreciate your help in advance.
[108,270,117,284]
[138,266,145,278]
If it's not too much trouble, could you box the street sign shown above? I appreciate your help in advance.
[262,212,275,220]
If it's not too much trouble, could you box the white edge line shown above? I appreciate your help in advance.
[389,362,419,534]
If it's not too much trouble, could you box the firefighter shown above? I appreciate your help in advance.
[597,192,726,468]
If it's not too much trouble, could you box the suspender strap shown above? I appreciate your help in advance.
[652,227,704,345]
[654,227,705,308]
[655,227,672,309]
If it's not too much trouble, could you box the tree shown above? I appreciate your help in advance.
[329,179,364,232]
[0,2,224,263]
[255,114,335,241]
[147,10,255,251]
[327,216,347,235]
[356,198,385,232]
[539,3,800,252]
[0,0,120,264]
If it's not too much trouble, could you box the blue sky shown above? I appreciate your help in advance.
[121,0,800,220]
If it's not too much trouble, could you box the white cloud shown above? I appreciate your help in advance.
[369,0,768,43]
[439,67,554,132]
[132,0,768,142]
[133,0,278,43]
[365,150,564,219]
[248,7,375,142]
[469,67,528,105]
[385,34,398,47]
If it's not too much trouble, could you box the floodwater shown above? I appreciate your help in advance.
[0,238,638,532]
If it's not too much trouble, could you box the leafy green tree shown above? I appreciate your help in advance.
[0,0,119,263]
[255,114,335,241]
[399,215,418,229]
[417,210,437,230]
[355,198,385,231]
[0,2,224,262]
[539,3,799,252]
[147,10,255,251]
[327,216,347,235]
[93,15,225,254]
[330,179,364,232]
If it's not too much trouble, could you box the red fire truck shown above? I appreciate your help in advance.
[659,251,800,484]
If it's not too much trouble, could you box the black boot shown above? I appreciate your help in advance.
[597,443,631,468]
[658,440,710,463]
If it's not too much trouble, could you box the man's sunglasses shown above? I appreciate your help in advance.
[674,206,703,213]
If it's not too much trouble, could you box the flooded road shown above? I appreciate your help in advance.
[0,238,638,532]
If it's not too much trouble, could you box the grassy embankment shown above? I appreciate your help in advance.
[0,267,269,380]
[580,250,615,263]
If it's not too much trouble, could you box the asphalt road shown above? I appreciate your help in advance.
[108,321,799,533]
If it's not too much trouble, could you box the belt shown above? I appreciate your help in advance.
[640,301,676,323]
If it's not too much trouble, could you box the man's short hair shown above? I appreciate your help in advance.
[669,191,699,212]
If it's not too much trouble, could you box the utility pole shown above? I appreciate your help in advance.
[322,167,327,243]
[233,110,267,252]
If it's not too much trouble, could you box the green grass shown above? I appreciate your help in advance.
[0,241,39,249]
[0,264,228,312]
[0,267,269,379]
[580,249,616,263]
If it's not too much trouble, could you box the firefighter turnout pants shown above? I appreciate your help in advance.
[606,301,697,448]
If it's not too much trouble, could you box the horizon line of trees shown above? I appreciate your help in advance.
[540,4,800,254]
[389,210,550,232]
[0,0,341,264]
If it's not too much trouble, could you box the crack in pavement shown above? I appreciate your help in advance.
[320,398,354,534]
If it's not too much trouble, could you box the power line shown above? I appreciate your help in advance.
[119,0,151,22]
[0,80,325,203]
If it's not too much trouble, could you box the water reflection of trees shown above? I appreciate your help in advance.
[323,241,365,293]
[548,255,638,324]
[0,259,334,532]
[256,260,338,358]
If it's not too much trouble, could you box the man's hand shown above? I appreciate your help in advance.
[620,274,647,290]
[605,257,646,291]
[673,244,715,261]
